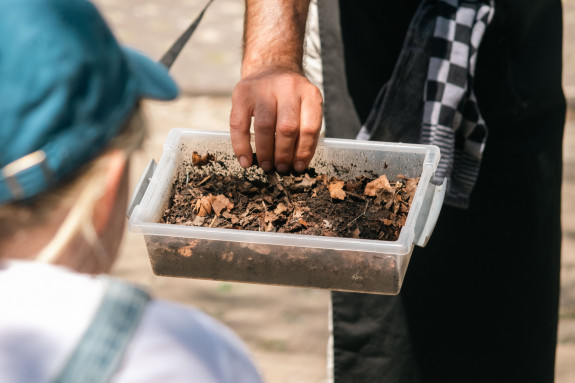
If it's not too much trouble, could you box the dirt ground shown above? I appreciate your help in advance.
[93,0,575,382]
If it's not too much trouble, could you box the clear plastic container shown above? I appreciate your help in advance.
[128,129,446,294]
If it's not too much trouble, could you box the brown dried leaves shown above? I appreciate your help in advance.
[364,175,394,196]
[192,151,216,168]
[193,194,234,221]
[212,195,234,216]
[162,153,420,241]
[328,179,346,200]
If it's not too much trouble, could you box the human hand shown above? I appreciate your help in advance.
[229,68,323,173]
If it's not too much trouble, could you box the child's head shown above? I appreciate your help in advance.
[0,0,179,272]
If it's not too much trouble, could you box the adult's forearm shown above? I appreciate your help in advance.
[231,0,322,174]
[242,0,311,77]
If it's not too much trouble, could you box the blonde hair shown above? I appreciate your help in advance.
[0,104,147,264]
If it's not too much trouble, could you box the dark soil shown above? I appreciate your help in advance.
[161,152,420,242]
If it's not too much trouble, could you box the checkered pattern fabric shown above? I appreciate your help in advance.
[422,0,494,208]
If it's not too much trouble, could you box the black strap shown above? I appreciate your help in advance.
[159,0,215,70]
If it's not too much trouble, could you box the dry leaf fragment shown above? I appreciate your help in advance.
[328,179,346,200]
[292,208,304,219]
[385,197,395,211]
[299,218,309,228]
[405,177,419,201]
[294,174,316,190]
[267,173,285,191]
[262,195,274,205]
[393,195,402,214]
[265,210,278,224]
[246,201,263,213]
[222,211,240,224]
[274,203,289,215]
[364,175,394,196]
[192,151,215,168]
[195,195,213,217]
[212,195,234,216]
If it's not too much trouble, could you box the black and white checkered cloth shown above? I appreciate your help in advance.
[355,0,494,209]
[422,0,494,208]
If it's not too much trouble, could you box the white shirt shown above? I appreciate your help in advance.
[0,260,263,383]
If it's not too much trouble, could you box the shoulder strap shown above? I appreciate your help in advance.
[52,277,151,383]
[159,0,215,70]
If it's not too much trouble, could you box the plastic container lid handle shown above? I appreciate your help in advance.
[414,178,447,247]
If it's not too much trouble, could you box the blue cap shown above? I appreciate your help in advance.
[0,0,179,205]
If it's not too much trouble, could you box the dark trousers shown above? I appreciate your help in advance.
[320,0,566,382]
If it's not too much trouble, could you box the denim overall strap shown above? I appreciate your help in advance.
[52,277,151,383]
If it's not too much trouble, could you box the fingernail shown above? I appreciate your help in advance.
[261,161,273,172]
[293,161,306,172]
[239,156,250,168]
[276,164,289,173]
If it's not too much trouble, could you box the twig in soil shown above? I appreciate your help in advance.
[186,173,210,188]
[346,191,366,200]
[348,200,370,227]
[209,216,217,227]
[197,175,211,186]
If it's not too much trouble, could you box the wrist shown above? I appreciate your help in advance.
[241,58,303,79]
[241,36,305,78]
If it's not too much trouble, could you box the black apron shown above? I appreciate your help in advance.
[318,0,565,382]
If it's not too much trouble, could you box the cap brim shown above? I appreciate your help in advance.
[122,47,179,101]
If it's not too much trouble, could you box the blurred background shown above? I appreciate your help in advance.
[93,0,575,382]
